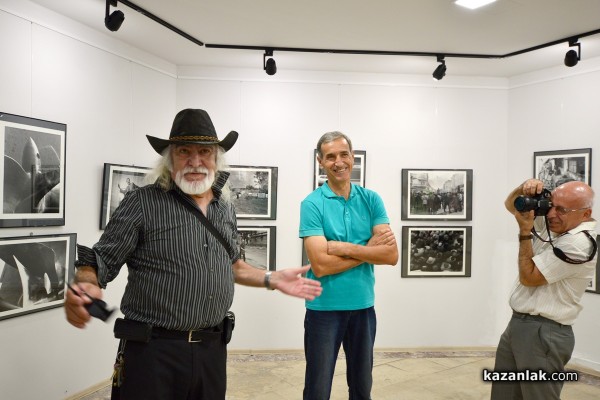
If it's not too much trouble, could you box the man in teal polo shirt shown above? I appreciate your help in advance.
[299,131,398,400]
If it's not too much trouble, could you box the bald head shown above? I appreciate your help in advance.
[553,181,594,209]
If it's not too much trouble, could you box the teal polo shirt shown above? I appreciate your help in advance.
[299,182,390,311]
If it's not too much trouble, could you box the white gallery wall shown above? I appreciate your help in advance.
[175,72,512,354]
[0,2,177,399]
[507,66,600,372]
[0,1,598,399]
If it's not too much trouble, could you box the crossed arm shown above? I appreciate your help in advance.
[305,224,399,278]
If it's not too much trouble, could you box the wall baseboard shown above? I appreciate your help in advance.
[228,346,497,354]
[569,358,600,377]
[65,378,111,400]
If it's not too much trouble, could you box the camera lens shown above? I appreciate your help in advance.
[514,196,535,212]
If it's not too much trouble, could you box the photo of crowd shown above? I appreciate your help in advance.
[402,169,472,221]
[402,227,471,277]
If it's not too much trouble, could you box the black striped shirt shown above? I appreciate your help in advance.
[76,173,239,330]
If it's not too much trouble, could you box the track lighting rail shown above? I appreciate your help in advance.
[113,0,204,46]
[106,0,600,77]
[205,27,600,61]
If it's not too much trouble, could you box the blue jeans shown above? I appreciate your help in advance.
[303,307,376,400]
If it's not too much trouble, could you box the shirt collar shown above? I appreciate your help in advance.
[321,181,355,199]
[567,219,597,235]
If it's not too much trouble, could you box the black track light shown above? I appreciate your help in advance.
[432,56,447,80]
[263,49,277,75]
[564,39,581,67]
[105,0,125,32]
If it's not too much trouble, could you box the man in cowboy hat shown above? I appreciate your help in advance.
[65,109,322,400]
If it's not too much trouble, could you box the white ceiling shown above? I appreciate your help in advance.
[28,0,600,77]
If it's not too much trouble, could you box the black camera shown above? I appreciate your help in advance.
[514,188,552,216]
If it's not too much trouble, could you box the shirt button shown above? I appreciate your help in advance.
[204,244,208,248]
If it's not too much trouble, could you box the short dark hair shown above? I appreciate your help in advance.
[316,131,353,158]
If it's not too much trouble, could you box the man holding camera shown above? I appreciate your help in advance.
[491,178,596,400]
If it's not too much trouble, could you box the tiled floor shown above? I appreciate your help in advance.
[76,350,600,399]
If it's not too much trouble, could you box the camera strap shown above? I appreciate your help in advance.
[169,190,236,258]
[530,217,597,264]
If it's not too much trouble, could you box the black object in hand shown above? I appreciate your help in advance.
[85,298,115,321]
[67,284,115,322]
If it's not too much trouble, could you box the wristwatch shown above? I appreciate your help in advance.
[264,271,274,290]
[518,234,533,241]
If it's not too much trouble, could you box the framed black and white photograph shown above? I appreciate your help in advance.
[301,240,309,266]
[229,165,278,220]
[238,226,276,271]
[401,169,473,221]
[0,112,66,227]
[313,149,366,189]
[0,233,76,320]
[100,163,151,230]
[534,148,591,190]
[401,226,472,278]
[587,235,600,294]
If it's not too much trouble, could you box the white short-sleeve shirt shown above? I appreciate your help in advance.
[509,218,596,325]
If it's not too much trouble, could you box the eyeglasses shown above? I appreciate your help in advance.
[552,205,589,216]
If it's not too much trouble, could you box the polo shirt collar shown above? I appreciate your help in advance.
[322,181,355,199]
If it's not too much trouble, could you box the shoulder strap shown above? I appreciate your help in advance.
[534,217,598,264]
[169,190,236,257]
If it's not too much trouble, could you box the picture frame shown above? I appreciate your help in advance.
[0,112,66,227]
[401,169,473,221]
[586,234,600,294]
[237,226,276,271]
[534,148,591,190]
[314,149,366,189]
[100,163,151,230]
[229,165,278,220]
[301,239,309,266]
[0,233,76,320]
[401,226,472,278]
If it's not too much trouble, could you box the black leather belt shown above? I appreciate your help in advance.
[152,323,223,343]
[512,311,565,327]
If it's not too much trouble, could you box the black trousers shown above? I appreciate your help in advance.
[112,334,227,400]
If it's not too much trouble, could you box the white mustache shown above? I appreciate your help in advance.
[182,167,209,174]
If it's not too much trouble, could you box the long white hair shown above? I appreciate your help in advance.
[147,144,231,202]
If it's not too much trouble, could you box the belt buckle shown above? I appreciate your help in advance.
[188,330,203,343]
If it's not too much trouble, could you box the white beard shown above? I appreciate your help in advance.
[174,167,215,195]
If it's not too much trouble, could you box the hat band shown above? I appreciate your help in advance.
[170,135,220,142]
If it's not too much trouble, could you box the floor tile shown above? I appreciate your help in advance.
[74,350,600,400]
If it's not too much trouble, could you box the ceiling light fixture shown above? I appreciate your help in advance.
[454,0,497,10]
[263,49,277,75]
[564,39,581,67]
[104,1,204,46]
[99,2,600,74]
[104,0,125,32]
[207,27,600,68]
[432,56,447,80]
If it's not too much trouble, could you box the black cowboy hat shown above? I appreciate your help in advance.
[146,109,238,154]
